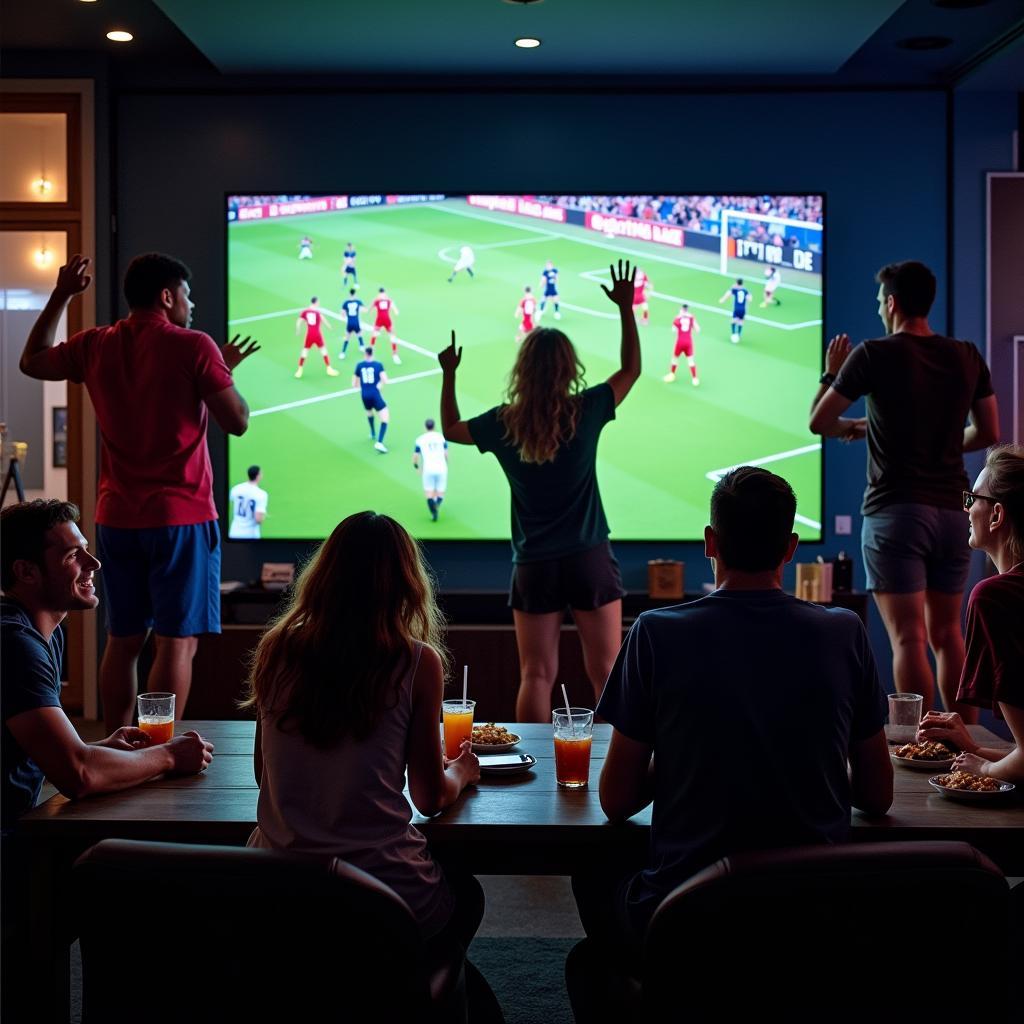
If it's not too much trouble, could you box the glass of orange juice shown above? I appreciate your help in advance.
[553,707,593,788]
[137,692,175,744]
[442,699,475,758]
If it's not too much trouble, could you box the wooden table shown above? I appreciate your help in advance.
[20,720,1023,1023]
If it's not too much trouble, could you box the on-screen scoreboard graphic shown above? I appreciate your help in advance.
[226,193,824,543]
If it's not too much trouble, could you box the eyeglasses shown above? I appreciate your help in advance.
[963,490,996,511]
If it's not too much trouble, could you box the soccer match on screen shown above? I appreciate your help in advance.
[225,193,824,542]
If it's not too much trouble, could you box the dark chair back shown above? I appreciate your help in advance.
[644,841,1010,1019]
[73,839,439,1023]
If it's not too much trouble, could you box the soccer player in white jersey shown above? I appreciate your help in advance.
[761,266,782,307]
[413,418,449,521]
[298,236,313,260]
[447,245,476,283]
[228,465,269,539]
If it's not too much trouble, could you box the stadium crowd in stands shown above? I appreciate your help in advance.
[538,194,822,245]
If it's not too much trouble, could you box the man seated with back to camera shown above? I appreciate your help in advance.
[569,467,893,998]
[1,500,215,1016]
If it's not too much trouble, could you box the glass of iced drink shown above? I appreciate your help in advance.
[553,707,594,789]
[442,699,476,758]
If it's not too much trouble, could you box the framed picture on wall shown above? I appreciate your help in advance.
[52,406,68,468]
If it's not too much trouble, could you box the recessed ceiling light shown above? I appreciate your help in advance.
[895,35,953,50]
[514,37,541,48]
[106,30,134,43]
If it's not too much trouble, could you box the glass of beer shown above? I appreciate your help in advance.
[137,692,175,744]
[553,707,594,789]
[442,699,475,758]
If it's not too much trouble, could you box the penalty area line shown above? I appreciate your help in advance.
[704,443,822,530]
[250,367,442,418]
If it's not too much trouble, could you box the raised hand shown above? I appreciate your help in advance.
[167,730,214,774]
[222,334,260,371]
[601,259,637,310]
[53,255,93,302]
[825,333,852,376]
[438,330,462,375]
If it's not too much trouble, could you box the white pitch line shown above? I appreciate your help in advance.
[438,236,554,264]
[579,270,821,332]
[704,443,822,530]
[250,368,442,418]
[228,306,438,359]
[427,202,822,294]
[557,301,617,320]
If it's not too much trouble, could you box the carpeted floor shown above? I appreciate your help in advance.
[470,937,576,1024]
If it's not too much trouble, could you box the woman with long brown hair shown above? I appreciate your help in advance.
[440,260,640,721]
[243,512,487,955]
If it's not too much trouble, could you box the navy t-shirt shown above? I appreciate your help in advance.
[468,383,616,563]
[355,359,384,396]
[598,589,886,925]
[1,597,65,832]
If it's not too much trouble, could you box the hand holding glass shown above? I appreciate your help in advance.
[442,699,475,758]
[887,693,923,744]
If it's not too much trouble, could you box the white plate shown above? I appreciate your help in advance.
[480,754,536,776]
[891,753,956,772]
[928,775,1016,804]
[471,731,521,754]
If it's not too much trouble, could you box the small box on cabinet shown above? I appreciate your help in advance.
[648,560,684,599]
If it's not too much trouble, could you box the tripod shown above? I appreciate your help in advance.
[1,456,26,505]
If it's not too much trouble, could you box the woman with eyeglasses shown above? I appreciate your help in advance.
[918,444,1024,783]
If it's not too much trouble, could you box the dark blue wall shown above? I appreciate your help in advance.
[115,89,947,604]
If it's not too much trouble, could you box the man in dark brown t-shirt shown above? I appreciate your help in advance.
[808,260,999,717]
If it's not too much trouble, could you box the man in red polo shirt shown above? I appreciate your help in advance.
[20,253,259,730]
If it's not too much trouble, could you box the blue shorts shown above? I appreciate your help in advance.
[346,319,361,334]
[96,521,222,637]
[861,503,970,594]
[544,288,558,298]
[733,309,747,320]
[361,392,386,412]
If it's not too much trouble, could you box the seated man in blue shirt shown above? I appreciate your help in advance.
[572,467,893,978]
[2,500,213,1017]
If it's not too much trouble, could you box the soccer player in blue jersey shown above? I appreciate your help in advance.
[719,277,751,344]
[352,346,390,452]
[339,289,364,360]
[539,260,561,320]
[341,243,358,288]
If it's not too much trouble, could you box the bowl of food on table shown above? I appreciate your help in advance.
[471,723,521,754]
[890,740,957,771]
[928,770,1016,804]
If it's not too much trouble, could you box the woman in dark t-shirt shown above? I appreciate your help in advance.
[439,260,641,721]
[918,445,1024,784]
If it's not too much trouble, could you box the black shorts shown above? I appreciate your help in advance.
[510,542,625,614]
[361,393,386,412]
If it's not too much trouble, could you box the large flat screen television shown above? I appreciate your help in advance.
[225,193,824,542]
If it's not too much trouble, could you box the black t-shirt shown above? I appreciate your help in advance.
[832,333,994,515]
[598,589,886,922]
[468,383,616,563]
[1,597,64,833]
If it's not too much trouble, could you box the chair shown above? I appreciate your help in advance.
[568,841,1011,1022]
[73,839,468,1024]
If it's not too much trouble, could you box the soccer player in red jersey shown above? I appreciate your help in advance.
[514,286,537,344]
[664,303,701,386]
[369,287,402,364]
[294,297,338,379]
[632,268,652,325]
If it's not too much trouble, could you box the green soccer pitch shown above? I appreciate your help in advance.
[226,198,823,543]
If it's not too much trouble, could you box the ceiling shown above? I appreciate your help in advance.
[2,0,1023,88]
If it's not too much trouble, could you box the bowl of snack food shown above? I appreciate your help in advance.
[890,740,956,771]
[928,771,1016,804]
[471,723,521,753]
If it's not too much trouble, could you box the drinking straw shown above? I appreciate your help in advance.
[462,665,468,707]
[560,683,575,737]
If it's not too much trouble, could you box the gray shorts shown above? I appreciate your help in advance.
[861,503,970,594]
